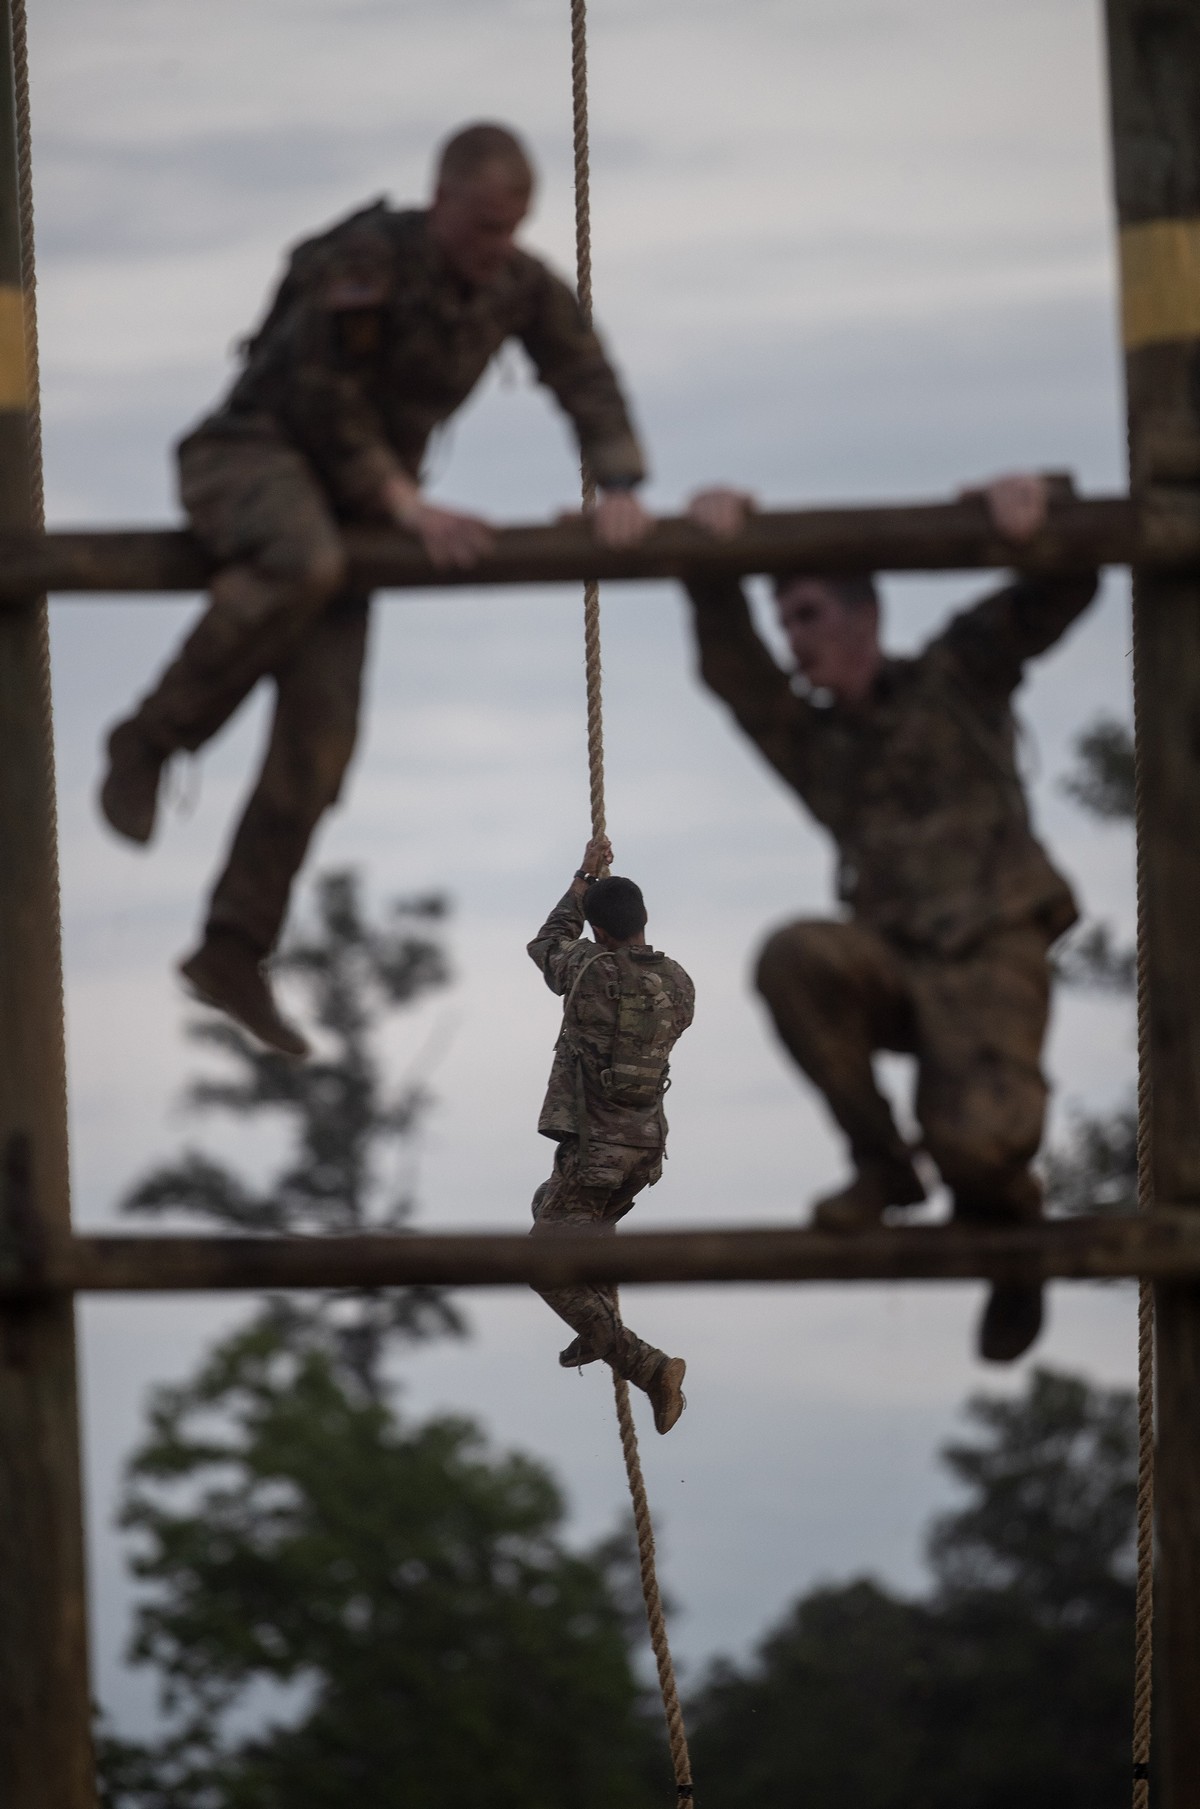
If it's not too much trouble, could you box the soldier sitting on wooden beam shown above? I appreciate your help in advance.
[684,474,1098,1362]
[98,121,650,1058]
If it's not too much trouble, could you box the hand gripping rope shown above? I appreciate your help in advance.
[568,6,695,1803]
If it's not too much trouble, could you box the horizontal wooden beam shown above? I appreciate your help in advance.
[0,492,1192,604]
[1,1214,1197,1295]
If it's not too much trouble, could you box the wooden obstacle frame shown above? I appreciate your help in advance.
[3,2,1200,1804]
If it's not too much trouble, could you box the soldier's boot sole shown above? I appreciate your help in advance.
[179,935,310,1060]
[647,1356,687,1435]
[812,1155,926,1232]
[559,1336,602,1369]
[99,720,167,845]
[978,1282,1044,1363]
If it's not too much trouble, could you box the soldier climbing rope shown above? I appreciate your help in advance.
[565,3,694,1800]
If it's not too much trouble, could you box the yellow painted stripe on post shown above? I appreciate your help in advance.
[0,284,27,409]
[1120,218,1200,350]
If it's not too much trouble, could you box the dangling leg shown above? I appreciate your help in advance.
[911,926,1053,1362]
[755,918,926,1227]
[530,1140,686,1432]
[100,427,347,845]
[180,590,370,1057]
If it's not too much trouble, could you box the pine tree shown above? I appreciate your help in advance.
[121,869,461,1394]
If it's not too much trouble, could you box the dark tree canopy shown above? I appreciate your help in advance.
[1043,1105,1138,1217]
[1060,715,1135,822]
[1044,713,1137,1215]
[1052,920,1137,995]
[100,1325,662,1809]
[687,1368,1141,1809]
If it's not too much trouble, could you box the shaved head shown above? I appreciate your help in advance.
[435,122,535,196]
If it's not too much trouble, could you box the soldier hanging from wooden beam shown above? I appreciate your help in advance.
[97,122,650,1058]
[685,474,1099,1363]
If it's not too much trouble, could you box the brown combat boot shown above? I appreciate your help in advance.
[179,931,310,1059]
[978,1283,1044,1363]
[646,1355,687,1435]
[99,719,167,845]
[559,1336,602,1369]
[962,1169,1044,1363]
[812,1154,926,1231]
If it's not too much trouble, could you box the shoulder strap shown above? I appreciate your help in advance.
[558,946,613,1167]
[561,946,611,1022]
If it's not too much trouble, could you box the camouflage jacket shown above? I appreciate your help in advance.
[529,889,695,1149]
[685,572,1098,955]
[191,201,646,514]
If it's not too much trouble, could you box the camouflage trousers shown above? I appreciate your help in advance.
[530,1137,665,1388]
[129,416,367,957]
[755,917,1052,1219]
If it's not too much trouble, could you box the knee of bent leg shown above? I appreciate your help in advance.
[259,534,348,611]
[925,1074,1046,1194]
[754,919,839,1007]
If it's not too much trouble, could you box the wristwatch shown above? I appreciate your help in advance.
[574,870,598,884]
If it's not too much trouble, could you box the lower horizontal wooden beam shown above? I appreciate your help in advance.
[0,491,1189,604]
[3,1214,1198,1295]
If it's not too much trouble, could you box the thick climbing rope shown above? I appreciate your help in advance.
[568,6,694,1803]
[1129,583,1155,1809]
[569,0,606,843]
[10,0,69,1100]
[11,0,41,527]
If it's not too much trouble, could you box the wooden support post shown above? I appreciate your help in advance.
[0,3,96,1803]
[1106,5,1200,1803]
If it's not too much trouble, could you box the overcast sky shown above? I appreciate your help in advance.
[25,0,1139,1737]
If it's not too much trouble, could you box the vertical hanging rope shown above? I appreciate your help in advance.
[10,0,68,1096]
[613,1366,694,1802]
[1129,580,1155,1809]
[11,0,42,528]
[568,7,693,1804]
[570,0,606,846]
[10,0,41,528]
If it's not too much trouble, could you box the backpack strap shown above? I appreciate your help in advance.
[562,947,611,1022]
[558,947,613,1165]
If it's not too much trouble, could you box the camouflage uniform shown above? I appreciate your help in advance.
[124,203,646,957]
[685,570,1098,1218]
[527,889,695,1383]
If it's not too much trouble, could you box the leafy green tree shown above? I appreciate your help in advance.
[1044,717,1137,1216]
[99,872,664,1809]
[101,1323,660,1809]
[1060,716,1135,821]
[688,1581,934,1809]
[1052,715,1136,999]
[121,869,462,1394]
[1052,920,1137,995]
[688,1368,1140,1809]
[1043,1105,1138,1217]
